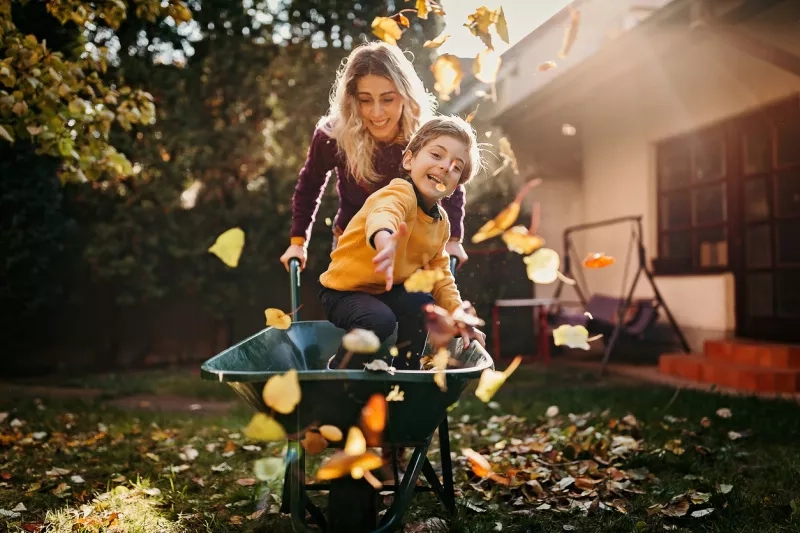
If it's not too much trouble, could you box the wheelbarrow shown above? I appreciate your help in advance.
[200,257,494,533]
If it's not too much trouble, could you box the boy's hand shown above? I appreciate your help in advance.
[461,328,486,348]
[373,223,408,291]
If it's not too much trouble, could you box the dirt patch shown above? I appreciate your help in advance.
[108,394,237,414]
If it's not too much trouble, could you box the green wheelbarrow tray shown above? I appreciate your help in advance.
[200,257,494,533]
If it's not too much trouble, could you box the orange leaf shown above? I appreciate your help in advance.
[583,253,615,269]
[471,178,542,243]
[301,431,328,455]
[361,394,387,434]
[396,13,410,27]
[465,104,479,123]
[224,440,236,454]
[423,30,451,48]
[431,54,464,101]
[538,60,557,72]
[502,226,545,255]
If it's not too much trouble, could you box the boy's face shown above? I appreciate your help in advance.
[402,134,468,208]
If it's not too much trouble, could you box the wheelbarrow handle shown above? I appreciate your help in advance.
[449,256,459,277]
[289,257,301,322]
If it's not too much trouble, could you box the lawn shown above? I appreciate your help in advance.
[1,364,799,532]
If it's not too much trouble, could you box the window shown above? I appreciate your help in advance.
[656,127,729,271]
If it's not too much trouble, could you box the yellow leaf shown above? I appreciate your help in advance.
[342,328,380,353]
[404,268,445,293]
[262,369,301,414]
[371,16,403,45]
[495,6,509,44]
[243,413,286,442]
[423,31,451,48]
[316,451,383,481]
[475,355,522,402]
[416,0,430,19]
[523,248,560,284]
[208,227,245,268]
[552,324,591,350]
[265,308,291,330]
[473,48,502,85]
[319,425,343,442]
[464,6,497,49]
[502,226,545,255]
[344,427,367,456]
[431,54,464,101]
[432,347,450,392]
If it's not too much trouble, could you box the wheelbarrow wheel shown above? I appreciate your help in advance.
[327,477,379,533]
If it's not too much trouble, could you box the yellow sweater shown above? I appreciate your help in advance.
[319,178,462,312]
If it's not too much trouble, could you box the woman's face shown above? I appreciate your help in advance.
[355,74,404,143]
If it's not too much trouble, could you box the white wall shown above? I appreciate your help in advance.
[576,26,800,338]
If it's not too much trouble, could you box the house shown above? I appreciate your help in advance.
[448,0,800,392]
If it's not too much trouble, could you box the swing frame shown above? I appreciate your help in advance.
[552,215,691,372]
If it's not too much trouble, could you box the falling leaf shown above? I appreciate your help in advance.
[301,432,328,455]
[319,425,343,442]
[502,226,545,255]
[386,385,404,401]
[584,253,615,268]
[371,16,403,45]
[463,6,500,49]
[559,5,581,58]
[523,248,560,284]
[432,347,450,392]
[243,413,286,442]
[475,356,522,402]
[361,394,387,436]
[262,369,301,414]
[471,178,541,243]
[538,61,557,72]
[396,13,410,27]
[466,104,480,123]
[473,48,502,84]
[424,31,451,48]
[253,457,285,482]
[431,54,464,101]
[342,328,380,353]
[265,308,291,330]
[404,268,445,293]
[208,227,245,268]
[316,451,383,482]
[415,0,430,19]
[495,7,509,44]
[344,427,367,456]
[552,324,591,350]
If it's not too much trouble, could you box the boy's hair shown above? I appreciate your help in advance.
[404,115,485,185]
[320,41,437,186]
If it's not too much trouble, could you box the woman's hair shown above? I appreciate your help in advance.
[404,115,486,185]
[320,41,437,186]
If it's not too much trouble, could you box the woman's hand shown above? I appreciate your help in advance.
[445,240,468,268]
[280,243,307,271]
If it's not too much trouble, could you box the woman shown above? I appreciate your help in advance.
[279,41,469,271]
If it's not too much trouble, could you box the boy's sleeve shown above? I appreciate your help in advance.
[364,180,416,248]
[429,239,463,313]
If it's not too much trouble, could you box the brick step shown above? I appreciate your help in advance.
[704,339,800,370]
[658,353,800,394]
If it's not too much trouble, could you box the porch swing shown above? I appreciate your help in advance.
[549,215,691,372]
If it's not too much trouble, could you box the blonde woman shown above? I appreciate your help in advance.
[279,41,469,271]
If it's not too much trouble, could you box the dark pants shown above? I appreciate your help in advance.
[320,285,434,370]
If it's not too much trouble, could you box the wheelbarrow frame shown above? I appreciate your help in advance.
[202,256,491,532]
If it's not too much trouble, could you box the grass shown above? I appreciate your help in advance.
[2,363,800,532]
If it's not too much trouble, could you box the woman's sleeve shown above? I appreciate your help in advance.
[440,184,466,243]
[290,127,338,245]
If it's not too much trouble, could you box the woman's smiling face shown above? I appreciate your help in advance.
[356,74,404,142]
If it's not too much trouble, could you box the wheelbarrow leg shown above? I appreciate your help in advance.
[435,419,456,514]
[284,441,327,532]
[376,442,431,532]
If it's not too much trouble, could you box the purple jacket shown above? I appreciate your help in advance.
[290,126,466,243]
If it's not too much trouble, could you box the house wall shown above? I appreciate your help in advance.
[576,23,800,350]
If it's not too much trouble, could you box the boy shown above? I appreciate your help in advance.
[319,115,486,370]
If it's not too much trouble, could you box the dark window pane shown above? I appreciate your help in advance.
[776,270,800,317]
[747,273,773,317]
[660,191,691,230]
[696,226,727,267]
[744,178,770,220]
[776,169,800,218]
[658,140,691,190]
[746,224,772,268]
[777,220,800,265]
[693,183,726,225]
[693,133,726,182]
[776,114,800,166]
[661,231,692,262]
[743,121,772,174]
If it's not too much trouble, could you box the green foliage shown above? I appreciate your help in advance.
[0,0,189,182]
